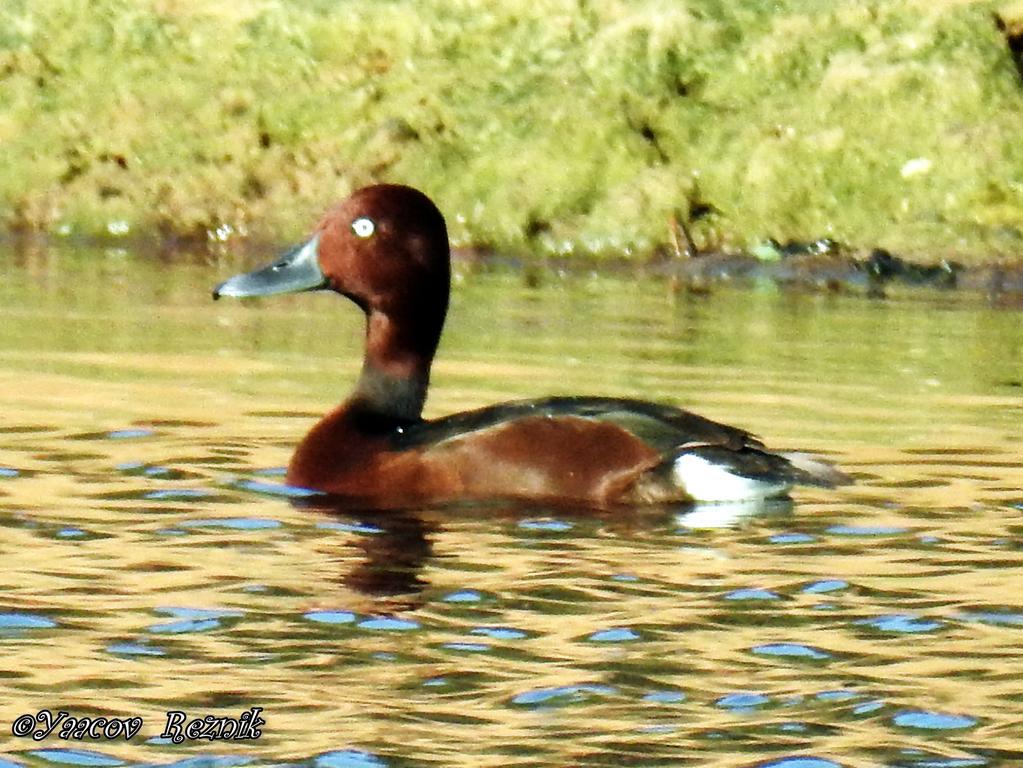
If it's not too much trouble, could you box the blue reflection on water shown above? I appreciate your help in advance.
[144,488,213,501]
[105,641,165,657]
[815,689,858,702]
[852,700,885,715]
[442,642,490,652]
[856,614,943,633]
[443,589,483,603]
[726,587,781,601]
[826,524,907,536]
[897,756,987,768]
[471,626,527,640]
[752,643,831,660]
[316,521,383,534]
[357,617,419,631]
[893,710,978,730]
[643,690,686,703]
[802,579,849,594]
[147,606,243,635]
[29,750,124,767]
[957,611,1023,627]
[305,610,357,625]
[752,757,842,768]
[253,466,287,477]
[233,479,321,498]
[180,517,281,530]
[716,692,771,711]
[313,749,388,767]
[588,627,640,642]
[157,757,255,768]
[148,618,220,634]
[518,518,573,532]
[769,533,816,544]
[106,428,155,440]
[156,607,243,620]
[512,684,617,706]
[0,612,56,630]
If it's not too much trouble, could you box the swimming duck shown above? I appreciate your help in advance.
[214,184,846,507]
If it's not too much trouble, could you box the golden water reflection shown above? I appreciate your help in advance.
[0,244,1021,767]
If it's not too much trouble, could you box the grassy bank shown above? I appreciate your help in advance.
[3,0,1023,262]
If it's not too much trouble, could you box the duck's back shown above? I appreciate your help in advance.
[397,397,842,505]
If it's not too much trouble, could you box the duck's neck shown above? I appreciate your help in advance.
[351,363,427,423]
[348,308,440,423]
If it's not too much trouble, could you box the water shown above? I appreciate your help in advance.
[1,242,1021,767]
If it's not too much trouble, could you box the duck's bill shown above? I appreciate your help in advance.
[212,235,328,300]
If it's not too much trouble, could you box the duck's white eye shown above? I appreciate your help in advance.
[351,217,375,238]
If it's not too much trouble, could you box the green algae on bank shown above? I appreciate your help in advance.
[3,0,1023,263]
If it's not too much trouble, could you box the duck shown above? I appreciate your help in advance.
[213,184,847,508]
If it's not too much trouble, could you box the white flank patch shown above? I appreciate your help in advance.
[672,454,790,503]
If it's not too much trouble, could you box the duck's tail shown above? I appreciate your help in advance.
[778,451,852,488]
[628,446,850,504]
[667,447,851,503]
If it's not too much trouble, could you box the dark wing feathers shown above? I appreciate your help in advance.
[398,396,762,456]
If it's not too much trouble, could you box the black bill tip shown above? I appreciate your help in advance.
[211,235,327,300]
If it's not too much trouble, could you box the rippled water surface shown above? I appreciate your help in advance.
[1,243,1021,768]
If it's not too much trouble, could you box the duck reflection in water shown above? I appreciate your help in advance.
[292,496,795,609]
